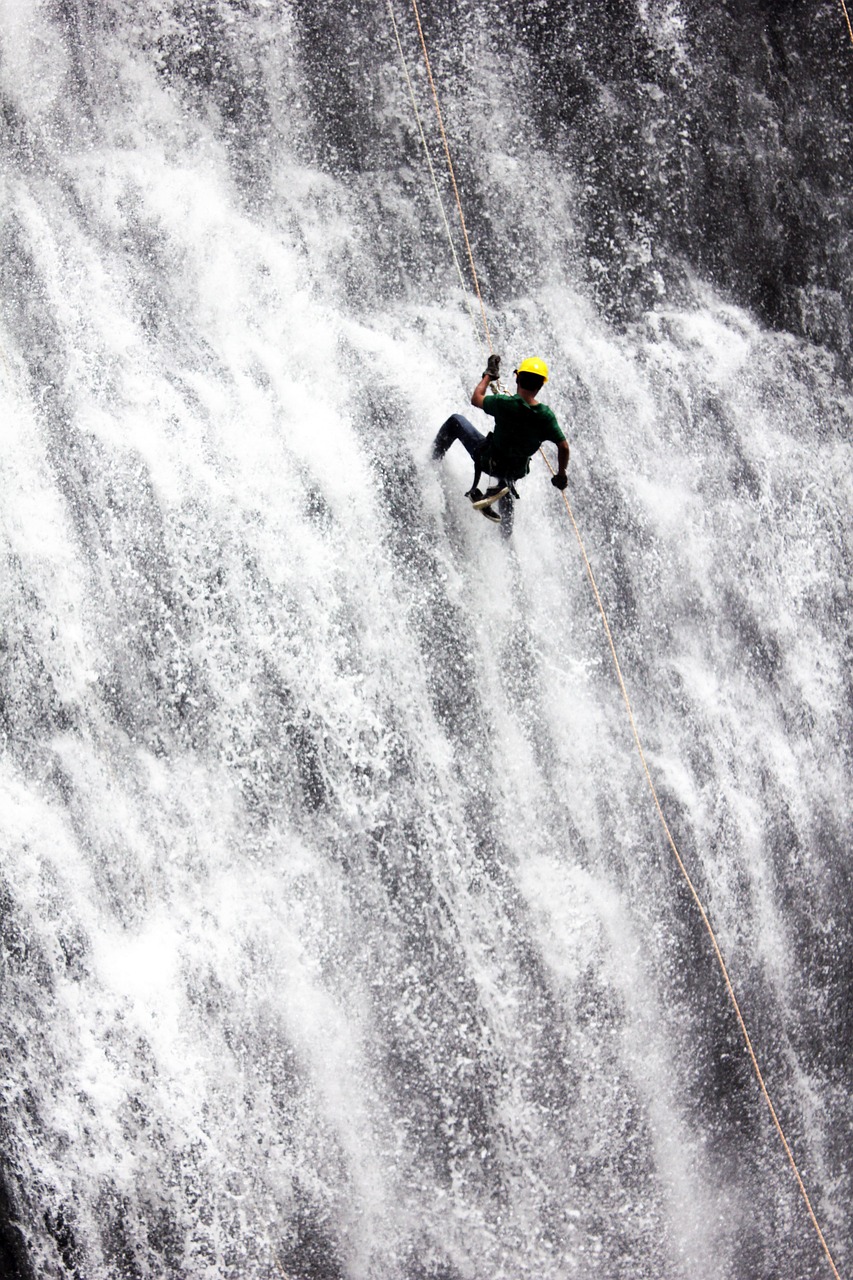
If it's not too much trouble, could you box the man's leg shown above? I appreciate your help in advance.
[497,490,514,538]
[433,414,507,521]
[432,413,486,462]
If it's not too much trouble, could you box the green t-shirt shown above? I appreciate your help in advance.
[480,393,565,479]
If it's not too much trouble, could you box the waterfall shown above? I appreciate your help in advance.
[0,2,850,1277]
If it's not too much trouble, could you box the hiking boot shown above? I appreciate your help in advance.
[479,504,501,523]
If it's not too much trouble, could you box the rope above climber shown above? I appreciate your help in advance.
[432,355,570,532]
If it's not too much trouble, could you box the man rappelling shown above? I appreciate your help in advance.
[432,355,569,532]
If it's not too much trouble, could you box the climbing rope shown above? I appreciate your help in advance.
[395,5,844,1278]
[536,448,842,1277]
[386,0,486,357]
[841,0,853,45]
[407,0,493,353]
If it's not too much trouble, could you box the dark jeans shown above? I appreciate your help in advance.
[432,414,515,535]
[432,413,486,466]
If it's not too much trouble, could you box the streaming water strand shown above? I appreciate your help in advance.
[397,3,845,1276]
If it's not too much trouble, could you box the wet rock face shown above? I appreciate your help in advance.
[0,2,851,1278]
[235,0,852,362]
[498,0,851,358]
[3,2,849,354]
[0,1168,34,1280]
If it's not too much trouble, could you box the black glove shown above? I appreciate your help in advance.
[483,353,501,382]
[551,472,568,491]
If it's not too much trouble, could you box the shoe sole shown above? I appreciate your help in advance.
[470,486,509,509]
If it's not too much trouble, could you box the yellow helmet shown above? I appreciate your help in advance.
[516,356,549,382]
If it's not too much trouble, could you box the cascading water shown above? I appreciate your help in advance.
[0,2,850,1277]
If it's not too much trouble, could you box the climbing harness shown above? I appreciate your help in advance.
[391,4,845,1277]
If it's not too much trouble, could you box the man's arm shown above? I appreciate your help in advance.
[471,373,491,409]
[472,354,501,408]
[551,438,570,490]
